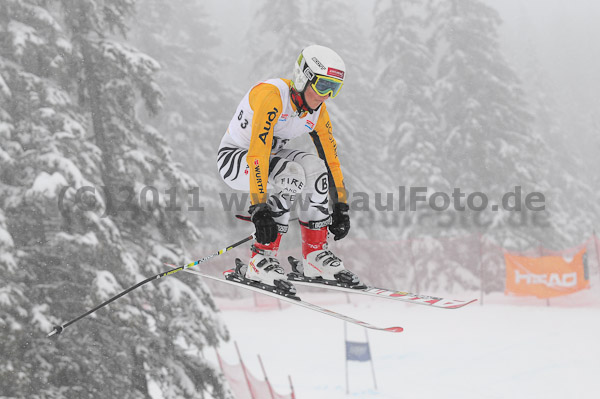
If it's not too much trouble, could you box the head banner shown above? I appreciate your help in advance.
[505,248,590,298]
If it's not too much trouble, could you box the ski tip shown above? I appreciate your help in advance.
[385,326,404,333]
[445,299,478,309]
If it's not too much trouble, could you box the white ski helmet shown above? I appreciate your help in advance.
[292,45,346,98]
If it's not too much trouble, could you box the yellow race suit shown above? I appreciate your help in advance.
[221,78,347,206]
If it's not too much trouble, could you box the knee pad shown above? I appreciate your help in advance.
[270,160,306,195]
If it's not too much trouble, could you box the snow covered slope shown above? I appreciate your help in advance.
[212,291,600,399]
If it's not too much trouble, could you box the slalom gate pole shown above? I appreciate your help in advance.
[47,234,255,338]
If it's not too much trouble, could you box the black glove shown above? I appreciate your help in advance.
[329,202,350,241]
[249,203,278,245]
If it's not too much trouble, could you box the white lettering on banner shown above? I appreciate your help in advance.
[515,270,577,288]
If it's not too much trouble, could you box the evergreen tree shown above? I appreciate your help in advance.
[427,0,554,246]
[0,1,230,397]
[372,0,442,239]
[131,0,240,247]
[511,20,600,246]
[368,0,452,290]
[513,15,600,237]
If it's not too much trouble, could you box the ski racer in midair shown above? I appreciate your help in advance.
[217,45,360,292]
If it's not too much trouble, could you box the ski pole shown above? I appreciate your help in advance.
[47,234,255,338]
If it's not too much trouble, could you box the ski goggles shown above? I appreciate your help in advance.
[311,75,344,98]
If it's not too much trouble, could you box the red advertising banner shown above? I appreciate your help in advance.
[505,248,590,298]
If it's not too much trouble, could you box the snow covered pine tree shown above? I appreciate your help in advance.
[1,1,230,397]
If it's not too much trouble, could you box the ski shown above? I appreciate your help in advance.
[287,256,477,309]
[168,264,404,333]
